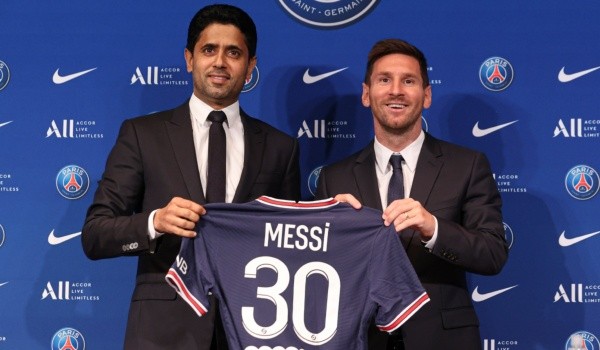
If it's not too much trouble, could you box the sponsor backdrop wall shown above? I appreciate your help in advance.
[1,0,599,349]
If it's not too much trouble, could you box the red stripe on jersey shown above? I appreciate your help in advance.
[166,269,208,316]
[258,196,338,208]
[377,292,430,333]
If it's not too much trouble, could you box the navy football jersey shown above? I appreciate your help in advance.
[166,196,429,350]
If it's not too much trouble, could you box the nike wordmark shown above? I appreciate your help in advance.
[558,230,600,247]
[472,120,518,137]
[558,66,600,83]
[48,230,82,245]
[303,67,348,84]
[52,68,97,84]
[472,285,518,302]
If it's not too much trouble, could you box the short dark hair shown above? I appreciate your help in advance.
[186,4,257,59]
[364,39,429,87]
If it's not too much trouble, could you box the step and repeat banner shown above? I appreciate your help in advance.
[1,0,599,349]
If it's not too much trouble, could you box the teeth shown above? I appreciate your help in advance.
[388,104,406,109]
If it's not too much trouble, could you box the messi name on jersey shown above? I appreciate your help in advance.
[166,196,429,350]
[264,221,330,252]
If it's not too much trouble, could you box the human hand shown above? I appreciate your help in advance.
[383,198,435,239]
[333,193,362,210]
[154,197,206,238]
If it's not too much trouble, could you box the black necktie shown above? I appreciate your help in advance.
[387,154,404,206]
[206,110,227,203]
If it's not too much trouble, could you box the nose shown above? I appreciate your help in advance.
[213,50,227,68]
[389,78,405,96]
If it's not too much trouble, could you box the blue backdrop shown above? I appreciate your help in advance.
[1,1,599,349]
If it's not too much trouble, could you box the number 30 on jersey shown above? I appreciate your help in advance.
[242,256,341,346]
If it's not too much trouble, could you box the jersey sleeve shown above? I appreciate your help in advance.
[165,235,213,317]
[369,227,430,333]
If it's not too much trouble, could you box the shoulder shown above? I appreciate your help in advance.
[321,142,374,173]
[425,133,486,159]
[120,101,189,130]
[242,112,296,143]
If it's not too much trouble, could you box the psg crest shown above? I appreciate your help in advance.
[479,57,514,91]
[0,61,10,91]
[51,327,86,350]
[565,165,599,200]
[564,331,599,350]
[307,166,322,196]
[277,0,381,28]
[55,165,90,200]
[242,66,260,93]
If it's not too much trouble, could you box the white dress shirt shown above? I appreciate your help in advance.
[373,130,438,248]
[149,95,245,240]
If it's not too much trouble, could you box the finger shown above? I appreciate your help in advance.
[334,193,362,209]
[161,216,198,237]
[173,228,197,238]
[172,197,205,215]
[382,201,407,226]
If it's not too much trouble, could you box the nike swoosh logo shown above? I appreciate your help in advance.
[52,67,97,84]
[0,281,8,287]
[472,120,518,137]
[472,285,518,302]
[558,66,600,83]
[48,230,82,245]
[0,121,13,128]
[303,67,348,84]
[558,230,600,247]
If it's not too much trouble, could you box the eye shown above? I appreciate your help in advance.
[228,49,242,58]
[404,78,416,85]
[201,46,216,55]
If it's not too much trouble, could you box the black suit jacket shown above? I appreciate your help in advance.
[316,133,507,350]
[82,101,300,350]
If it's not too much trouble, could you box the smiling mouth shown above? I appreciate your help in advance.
[209,75,230,83]
[387,103,407,109]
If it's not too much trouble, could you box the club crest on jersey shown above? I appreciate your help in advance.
[564,331,599,350]
[56,165,90,200]
[479,57,514,91]
[564,165,599,200]
[51,327,86,350]
[277,0,381,28]
[242,66,259,93]
[307,166,322,197]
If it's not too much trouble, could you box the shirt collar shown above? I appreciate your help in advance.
[374,130,425,174]
[189,94,241,127]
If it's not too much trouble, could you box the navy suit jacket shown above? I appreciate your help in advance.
[316,133,508,350]
[82,101,300,350]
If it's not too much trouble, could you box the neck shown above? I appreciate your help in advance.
[375,124,421,152]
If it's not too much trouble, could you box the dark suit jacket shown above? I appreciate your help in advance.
[82,101,300,350]
[316,133,508,350]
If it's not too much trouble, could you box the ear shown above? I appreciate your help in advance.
[184,48,193,73]
[361,82,371,107]
[246,56,257,81]
[423,85,432,109]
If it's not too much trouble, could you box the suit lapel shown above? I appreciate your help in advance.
[166,101,205,204]
[410,133,443,206]
[353,142,383,211]
[402,134,443,250]
[233,110,265,203]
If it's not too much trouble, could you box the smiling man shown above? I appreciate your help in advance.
[315,39,508,350]
[82,4,300,350]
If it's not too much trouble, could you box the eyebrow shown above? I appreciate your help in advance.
[201,42,244,52]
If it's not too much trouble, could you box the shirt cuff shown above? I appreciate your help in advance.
[148,209,165,240]
[422,216,438,250]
